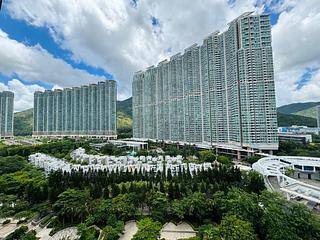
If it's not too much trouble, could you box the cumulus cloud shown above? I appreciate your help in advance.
[0,79,45,112]
[5,0,262,101]
[272,0,320,105]
[0,28,105,88]
[2,0,320,108]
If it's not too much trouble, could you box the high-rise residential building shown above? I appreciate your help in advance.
[33,81,117,138]
[133,12,278,152]
[0,91,14,138]
[317,105,320,131]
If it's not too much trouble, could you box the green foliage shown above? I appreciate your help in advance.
[217,155,231,165]
[111,194,137,220]
[243,170,266,194]
[243,156,260,165]
[78,224,100,240]
[101,221,124,240]
[197,224,220,240]
[148,191,169,222]
[132,217,162,240]
[0,155,27,174]
[3,219,10,224]
[100,143,130,156]
[199,150,216,163]
[5,226,37,240]
[1,139,320,240]
[277,112,317,127]
[14,108,33,136]
[277,141,320,157]
[53,189,89,225]
[117,97,132,117]
[277,101,320,115]
[0,139,91,158]
[220,215,257,240]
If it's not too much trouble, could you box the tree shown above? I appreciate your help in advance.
[170,199,186,221]
[199,150,216,163]
[148,191,169,222]
[259,191,320,240]
[243,170,266,194]
[217,155,231,165]
[101,221,124,240]
[78,224,100,240]
[53,189,89,225]
[132,218,162,240]
[220,215,257,240]
[224,189,261,229]
[111,194,137,221]
[198,224,221,240]
[183,192,214,222]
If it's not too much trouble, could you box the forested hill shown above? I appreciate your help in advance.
[277,112,317,127]
[14,108,33,136]
[277,101,320,115]
[277,101,319,127]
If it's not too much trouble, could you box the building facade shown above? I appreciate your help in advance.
[317,105,320,131]
[133,12,278,152]
[0,91,14,138]
[33,81,117,138]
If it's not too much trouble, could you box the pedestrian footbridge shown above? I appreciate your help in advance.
[252,156,320,204]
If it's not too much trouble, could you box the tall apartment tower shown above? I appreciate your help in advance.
[317,105,320,133]
[33,81,117,138]
[133,12,278,152]
[0,91,14,138]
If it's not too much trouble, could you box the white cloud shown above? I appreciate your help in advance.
[0,79,45,112]
[272,0,320,106]
[5,0,262,100]
[0,28,105,88]
[3,0,320,108]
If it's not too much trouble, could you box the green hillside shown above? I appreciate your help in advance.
[294,106,318,119]
[117,97,132,117]
[277,101,320,115]
[277,112,317,127]
[14,108,33,136]
[277,101,319,127]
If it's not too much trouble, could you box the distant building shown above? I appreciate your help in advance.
[278,126,320,135]
[33,81,117,139]
[0,91,14,138]
[132,12,278,153]
[278,133,312,144]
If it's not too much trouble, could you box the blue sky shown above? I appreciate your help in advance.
[0,12,113,90]
[0,0,319,111]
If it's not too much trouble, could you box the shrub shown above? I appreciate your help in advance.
[3,219,11,224]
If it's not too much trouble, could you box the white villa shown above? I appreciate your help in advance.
[29,148,212,175]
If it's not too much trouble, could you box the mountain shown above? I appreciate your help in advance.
[117,97,132,117]
[13,98,133,137]
[277,101,319,127]
[277,112,317,127]
[117,97,132,129]
[14,108,33,136]
[277,102,320,116]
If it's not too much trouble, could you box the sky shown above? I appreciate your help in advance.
[0,0,319,112]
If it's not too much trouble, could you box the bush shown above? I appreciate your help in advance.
[217,155,231,165]
[133,218,162,240]
[244,156,260,165]
[14,210,36,220]
[3,219,11,224]
[17,219,28,225]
